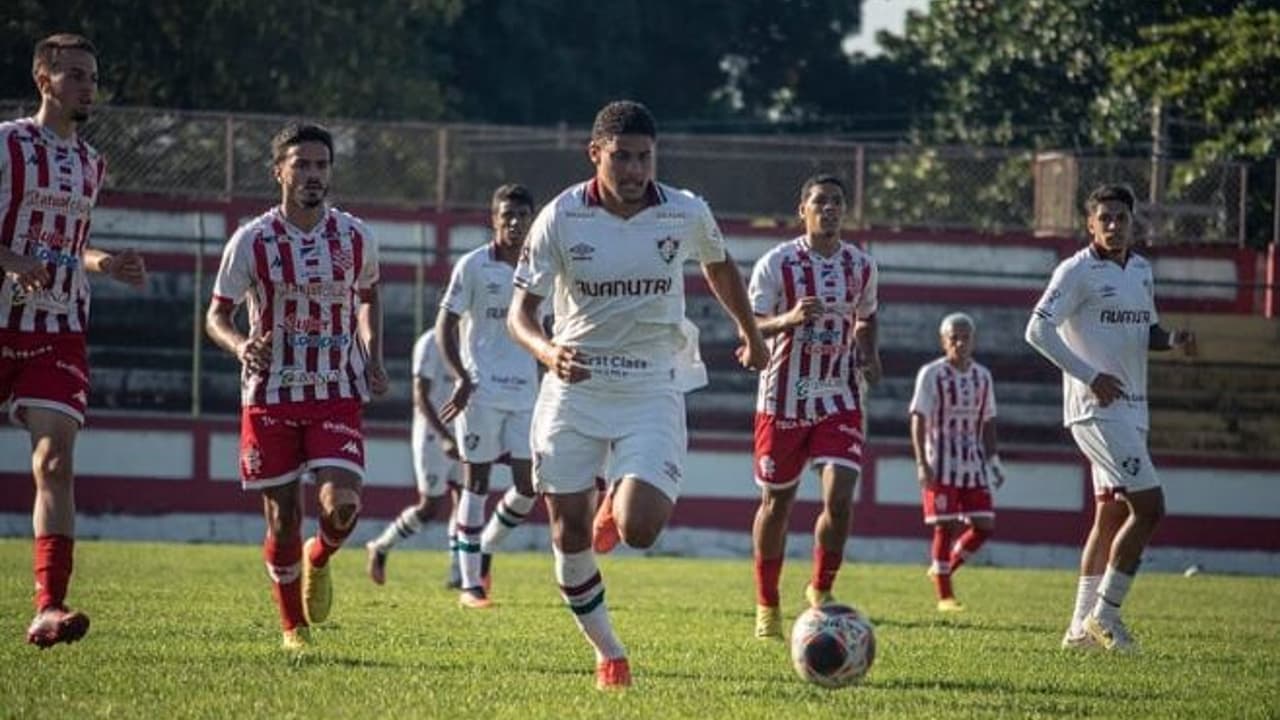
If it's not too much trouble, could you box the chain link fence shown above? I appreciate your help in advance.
[1,101,1263,243]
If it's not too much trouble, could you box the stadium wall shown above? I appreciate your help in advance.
[2,416,1277,575]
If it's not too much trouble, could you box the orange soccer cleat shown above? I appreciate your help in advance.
[596,657,632,691]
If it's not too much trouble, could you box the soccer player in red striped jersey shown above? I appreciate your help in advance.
[909,312,1006,612]
[205,122,387,650]
[2,33,147,649]
[747,174,881,639]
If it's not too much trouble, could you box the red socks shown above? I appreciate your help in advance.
[308,513,356,569]
[811,546,842,592]
[33,534,74,611]
[754,556,783,606]
[949,526,991,572]
[264,533,306,631]
[930,525,954,599]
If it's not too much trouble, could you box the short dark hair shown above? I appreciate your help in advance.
[32,33,96,78]
[800,173,847,202]
[271,122,334,164]
[1085,184,1136,215]
[591,100,657,142]
[491,183,535,213]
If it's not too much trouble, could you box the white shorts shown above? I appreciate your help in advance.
[1070,419,1160,498]
[453,402,532,464]
[531,379,685,502]
[411,418,460,497]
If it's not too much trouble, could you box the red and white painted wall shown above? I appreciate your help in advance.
[2,415,1277,575]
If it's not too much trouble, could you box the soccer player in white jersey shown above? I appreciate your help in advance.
[437,183,541,609]
[206,122,387,650]
[909,312,1006,612]
[1025,184,1196,652]
[365,327,461,586]
[1,34,147,648]
[747,174,881,640]
[508,100,768,690]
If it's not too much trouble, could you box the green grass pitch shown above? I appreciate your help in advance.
[2,538,1277,718]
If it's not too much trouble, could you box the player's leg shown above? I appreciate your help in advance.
[23,406,90,648]
[805,409,864,607]
[752,482,797,639]
[367,422,449,584]
[262,480,307,647]
[445,481,462,588]
[457,461,493,605]
[948,492,995,574]
[1063,495,1126,647]
[479,409,537,559]
[807,462,858,608]
[304,466,362,624]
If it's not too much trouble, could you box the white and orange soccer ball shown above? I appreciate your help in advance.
[790,603,876,688]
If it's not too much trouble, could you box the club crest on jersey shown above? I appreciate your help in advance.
[757,455,776,480]
[465,433,480,451]
[656,236,680,263]
[1121,457,1142,476]
[242,444,263,476]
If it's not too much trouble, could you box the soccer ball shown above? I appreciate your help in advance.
[790,603,876,688]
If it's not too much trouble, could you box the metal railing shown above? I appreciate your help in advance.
[2,101,1264,244]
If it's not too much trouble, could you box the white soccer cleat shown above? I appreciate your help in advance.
[1083,614,1137,652]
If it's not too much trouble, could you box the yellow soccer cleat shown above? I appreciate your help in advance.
[302,538,333,624]
[937,598,966,613]
[281,626,311,651]
[804,583,836,608]
[458,588,494,609]
[1061,627,1100,650]
[1083,614,1137,652]
[755,604,784,640]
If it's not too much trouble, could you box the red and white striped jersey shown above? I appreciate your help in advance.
[0,119,106,333]
[749,236,878,420]
[211,206,379,407]
[909,358,998,488]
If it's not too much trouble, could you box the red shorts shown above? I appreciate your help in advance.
[921,485,994,524]
[753,409,864,488]
[0,330,90,426]
[240,397,365,490]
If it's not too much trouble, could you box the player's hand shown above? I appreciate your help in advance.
[440,435,460,461]
[441,377,474,422]
[105,248,147,289]
[2,253,50,292]
[1089,372,1124,407]
[1173,329,1198,358]
[236,330,273,373]
[915,462,936,489]
[786,296,823,327]
[858,353,883,388]
[543,344,591,384]
[987,455,1007,490]
[734,328,769,371]
[366,359,389,397]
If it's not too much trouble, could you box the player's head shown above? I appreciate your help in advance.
[271,122,334,210]
[491,183,535,250]
[799,174,847,240]
[939,312,975,365]
[32,34,98,125]
[588,100,657,207]
[1084,184,1136,253]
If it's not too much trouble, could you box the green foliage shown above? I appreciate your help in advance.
[3,539,1279,718]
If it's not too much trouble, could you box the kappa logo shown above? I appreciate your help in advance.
[569,242,595,262]
[72,390,87,405]
[656,236,680,264]
[339,440,361,457]
[1121,457,1142,476]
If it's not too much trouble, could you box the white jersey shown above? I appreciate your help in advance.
[441,244,538,411]
[514,179,726,394]
[0,119,106,333]
[211,206,379,406]
[412,328,453,412]
[749,237,878,420]
[1031,246,1156,429]
[909,358,997,488]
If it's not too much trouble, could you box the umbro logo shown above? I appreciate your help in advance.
[569,243,595,262]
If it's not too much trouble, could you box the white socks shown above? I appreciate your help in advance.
[457,490,486,591]
[481,488,536,553]
[371,506,424,552]
[554,547,625,662]
[1093,566,1134,621]
[1070,575,1102,634]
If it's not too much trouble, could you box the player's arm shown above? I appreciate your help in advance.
[1149,324,1197,357]
[84,246,147,288]
[435,307,474,419]
[702,254,767,370]
[909,412,935,489]
[205,299,271,373]
[853,315,881,387]
[755,298,822,338]
[507,288,589,383]
[357,283,388,396]
[416,376,459,459]
[981,419,1006,489]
